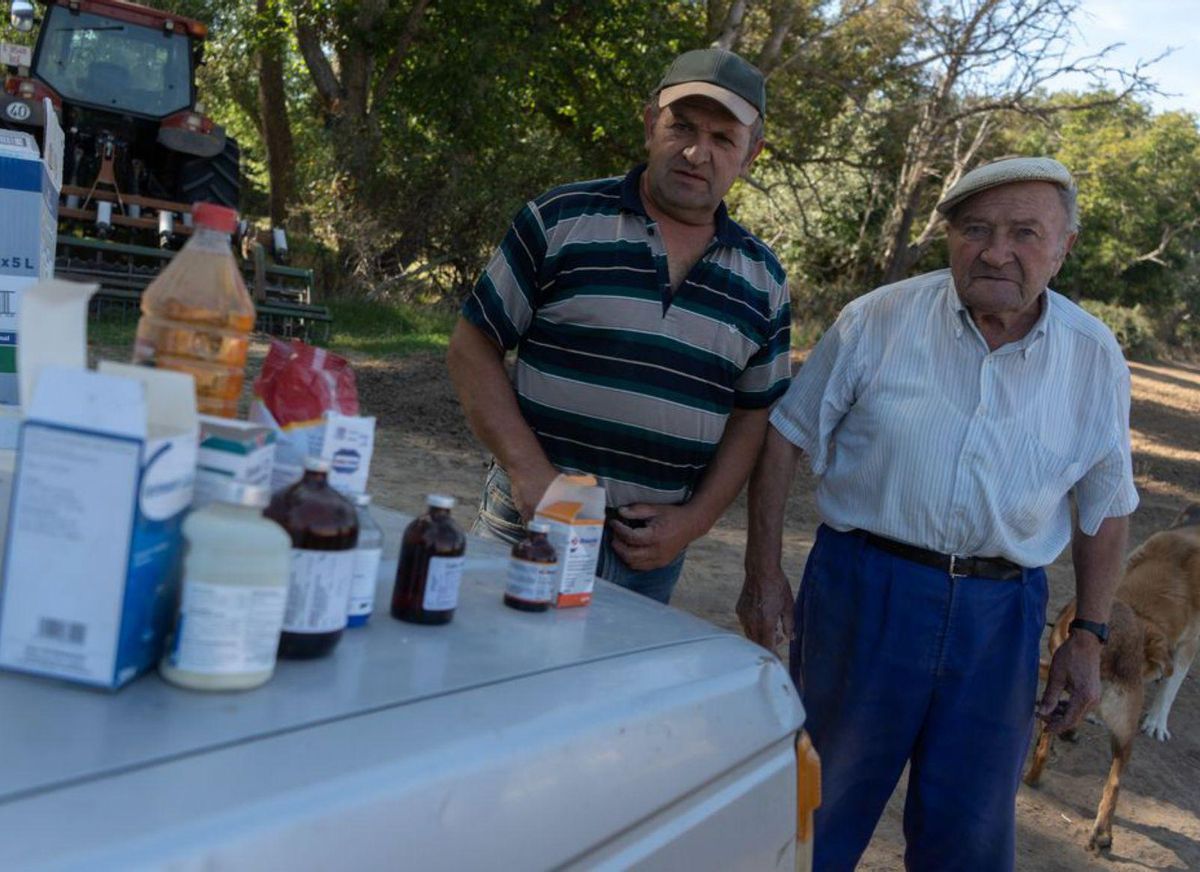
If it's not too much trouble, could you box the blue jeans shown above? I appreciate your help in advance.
[471,461,685,604]
[793,525,1047,872]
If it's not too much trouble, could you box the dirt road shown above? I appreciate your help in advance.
[326,348,1200,870]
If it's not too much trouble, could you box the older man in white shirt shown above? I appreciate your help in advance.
[741,157,1138,872]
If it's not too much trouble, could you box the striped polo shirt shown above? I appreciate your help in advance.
[463,165,792,507]
[771,268,1139,568]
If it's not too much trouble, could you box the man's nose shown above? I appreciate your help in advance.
[683,138,711,164]
[980,238,1013,266]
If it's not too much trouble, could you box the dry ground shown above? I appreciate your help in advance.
[281,343,1200,870]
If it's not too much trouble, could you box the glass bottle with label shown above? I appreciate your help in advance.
[391,494,466,625]
[160,482,291,691]
[266,457,359,658]
[504,521,558,612]
[347,493,383,628]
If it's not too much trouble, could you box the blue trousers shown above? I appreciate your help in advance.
[792,526,1047,872]
[471,461,685,604]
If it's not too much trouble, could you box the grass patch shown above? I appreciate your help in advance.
[88,311,138,349]
[84,300,455,360]
[325,299,457,358]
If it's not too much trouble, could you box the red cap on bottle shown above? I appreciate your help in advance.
[192,202,238,234]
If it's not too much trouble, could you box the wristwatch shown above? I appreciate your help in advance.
[1069,618,1109,644]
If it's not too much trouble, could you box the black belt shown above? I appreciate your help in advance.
[858,531,1025,580]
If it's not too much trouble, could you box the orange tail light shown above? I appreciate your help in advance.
[795,730,821,844]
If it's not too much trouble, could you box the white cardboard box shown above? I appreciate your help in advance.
[0,100,63,405]
[194,414,275,507]
[0,363,197,689]
[534,474,605,608]
[249,401,375,495]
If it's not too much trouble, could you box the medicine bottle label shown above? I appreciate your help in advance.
[422,555,465,611]
[283,549,356,633]
[349,547,383,617]
[169,580,287,675]
[505,558,557,604]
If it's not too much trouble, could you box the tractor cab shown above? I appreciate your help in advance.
[34,3,195,120]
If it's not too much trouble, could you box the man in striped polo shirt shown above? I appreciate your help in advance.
[447,48,791,604]
[742,157,1138,870]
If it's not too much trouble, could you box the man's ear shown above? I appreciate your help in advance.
[743,137,765,171]
[1062,231,1078,259]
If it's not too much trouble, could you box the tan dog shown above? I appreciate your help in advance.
[1024,504,1200,852]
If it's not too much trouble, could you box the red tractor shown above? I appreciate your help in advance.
[2,0,238,237]
[1,0,326,337]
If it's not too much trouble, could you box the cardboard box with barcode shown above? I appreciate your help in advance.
[0,280,198,689]
[534,474,605,607]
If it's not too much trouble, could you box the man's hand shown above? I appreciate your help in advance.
[1036,631,1102,734]
[508,463,559,521]
[608,504,701,571]
[737,563,794,649]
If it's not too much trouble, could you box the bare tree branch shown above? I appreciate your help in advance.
[294,19,341,111]
[713,0,750,51]
[372,0,433,108]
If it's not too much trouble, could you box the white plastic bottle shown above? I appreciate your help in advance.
[160,482,291,691]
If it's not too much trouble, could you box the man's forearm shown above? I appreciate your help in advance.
[447,318,553,481]
[681,406,770,537]
[1072,514,1130,623]
[746,426,801,572]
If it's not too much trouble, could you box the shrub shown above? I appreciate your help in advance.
[1078,300,1157,358]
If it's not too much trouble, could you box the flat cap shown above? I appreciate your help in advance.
[936,156,1074,215]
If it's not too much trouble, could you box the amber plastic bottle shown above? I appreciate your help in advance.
[391,495,466,625]
[132,202,256,417]
[504,521,559,612]
[266,457,359,659]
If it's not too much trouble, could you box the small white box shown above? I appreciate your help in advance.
[320,410,375,495]
[534,475,605,608]
[249,401,375,495]
[194,415,275,506]
[0,363,197,689]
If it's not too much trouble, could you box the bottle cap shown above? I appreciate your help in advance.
[192,202,238,234]
[528,521,550,534]
[216,481,270,508]
[354,493,372,507]
[304,456,331,473]
[427,494,455,509]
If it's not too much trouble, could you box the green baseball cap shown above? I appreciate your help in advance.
[656,48,766,126]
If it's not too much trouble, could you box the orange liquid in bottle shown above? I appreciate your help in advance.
[132,203,255,417]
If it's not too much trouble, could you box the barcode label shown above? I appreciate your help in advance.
[38,618,87,645]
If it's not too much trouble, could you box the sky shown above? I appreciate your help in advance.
[1065,1,1200,115]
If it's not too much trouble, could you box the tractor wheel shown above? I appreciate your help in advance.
[178,136,240,209]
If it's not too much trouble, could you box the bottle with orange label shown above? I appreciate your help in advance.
[132,202,255,417]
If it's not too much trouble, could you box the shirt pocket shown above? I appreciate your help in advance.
[995,428,1083,542]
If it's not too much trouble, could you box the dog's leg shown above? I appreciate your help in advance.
[1088,686,1141,853]
[1087,733,1134,852]
[1142,639,1198,741]
[1024,721,1053,786]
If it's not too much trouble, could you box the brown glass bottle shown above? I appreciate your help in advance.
[391,495,466,625]
[266,457,359,659]
[504,521,558,612]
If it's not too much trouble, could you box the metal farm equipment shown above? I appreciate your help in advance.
[1,0,330,340]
